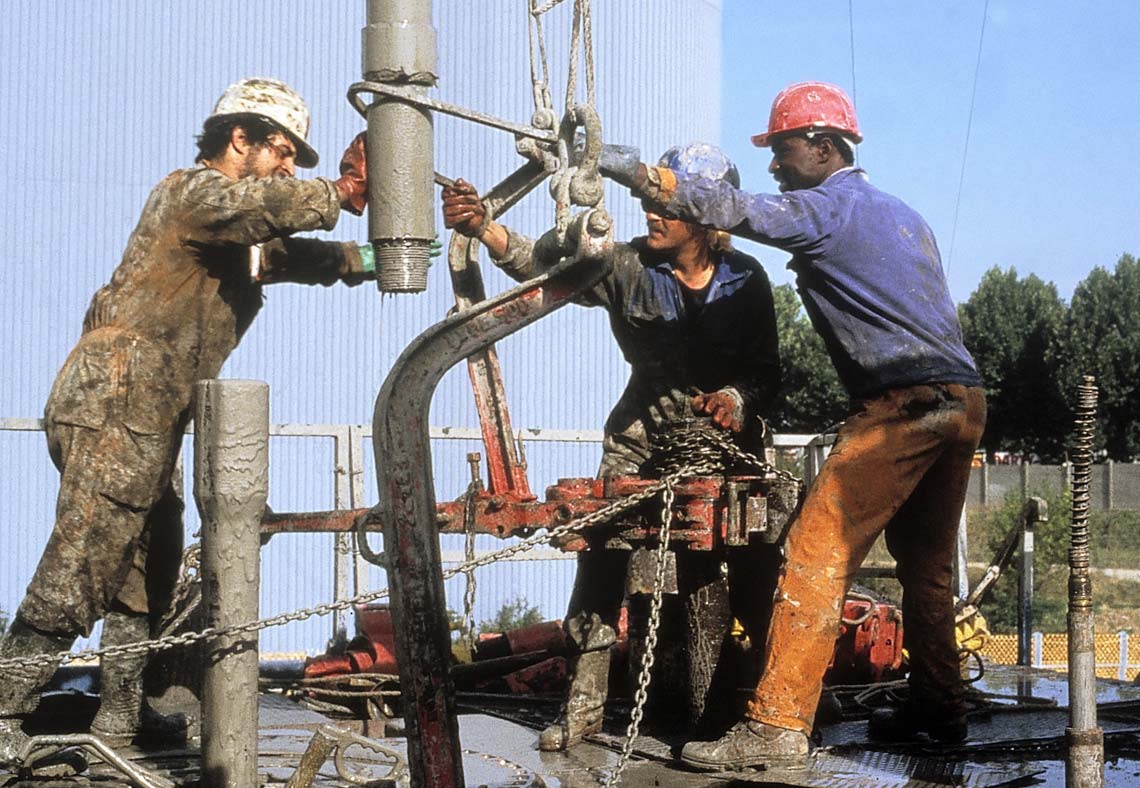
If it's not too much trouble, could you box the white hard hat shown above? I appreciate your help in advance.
[208,77,319,168]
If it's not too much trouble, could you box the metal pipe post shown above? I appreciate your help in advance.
[195,379,269,788]
[363,0,437,292]
[1018,497,1046,666]
[373,212,612,788]
[1066,375,1103,788]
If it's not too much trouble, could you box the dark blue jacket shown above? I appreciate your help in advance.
[667,168,981,399]
[498,229,779,473]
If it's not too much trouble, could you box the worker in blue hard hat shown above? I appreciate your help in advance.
[442,141,782,750]
[599,82,986,771]
[0,77,375,766]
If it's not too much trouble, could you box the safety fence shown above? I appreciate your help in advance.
[979,632,1140,682]
[965,461,1140,511]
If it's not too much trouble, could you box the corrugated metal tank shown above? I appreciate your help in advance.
[0,0,721,653]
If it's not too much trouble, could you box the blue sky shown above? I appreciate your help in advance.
[719,0,1139,303]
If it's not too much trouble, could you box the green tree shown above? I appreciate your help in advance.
[1062,254,1140,460]
[768,284,847,432]
[958,267,1070,462]
[975,487,1071,633]
[478,597,544,634]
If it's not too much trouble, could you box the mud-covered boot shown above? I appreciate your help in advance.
[90,611,187,748]
[681,719,809,771]
[0,620,70,766]
[539,614,615,752]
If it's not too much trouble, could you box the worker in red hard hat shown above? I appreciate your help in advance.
[0,77,376,764]
[441,142,782,751]
[595,81,986,770]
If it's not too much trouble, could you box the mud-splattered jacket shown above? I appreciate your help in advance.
[664,167,981,399]
[53,166,368,428]
[497,228,780,474]
[22,167,368,636]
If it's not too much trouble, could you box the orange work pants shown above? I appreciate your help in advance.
[747,383,986,734]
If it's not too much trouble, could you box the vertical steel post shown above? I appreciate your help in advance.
[195,379,269,788]
[1067,375,1103,788]
[1018,496,1045,666]
[331,426,353,653]
[363,0,437,293]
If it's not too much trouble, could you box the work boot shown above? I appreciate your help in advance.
[0,619,71,765]
[90,611,188,748]
[538,648,610,751]
[868,702,967,744]
[680,719,809,772]
[539,614,615,752]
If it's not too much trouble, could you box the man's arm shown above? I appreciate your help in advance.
[664,176,836,253]
[441,179,565,282]
[256,238,373,287]
[180,134,369,248]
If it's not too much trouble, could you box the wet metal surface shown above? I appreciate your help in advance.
[9,665,1140,786]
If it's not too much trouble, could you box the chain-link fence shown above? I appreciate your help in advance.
[979,632,1140,682]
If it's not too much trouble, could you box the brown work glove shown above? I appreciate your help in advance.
[692,389,744,433]
[441,178,490,238]
[334,132,368,215]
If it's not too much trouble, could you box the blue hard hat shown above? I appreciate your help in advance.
[657,142,740,188]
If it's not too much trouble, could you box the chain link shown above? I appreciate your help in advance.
[0,458,721,673]
[0,429,802,700]
[604,480,675,788]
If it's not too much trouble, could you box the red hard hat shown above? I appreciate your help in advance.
[751,81,862,148]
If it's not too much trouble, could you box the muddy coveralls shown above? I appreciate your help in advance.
[0,165,369,752]
[659,166,986,741]
[495,228,781,746]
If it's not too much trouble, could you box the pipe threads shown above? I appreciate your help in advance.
[374,240,431,293]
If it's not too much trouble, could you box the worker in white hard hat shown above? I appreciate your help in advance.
[0,77,376,765]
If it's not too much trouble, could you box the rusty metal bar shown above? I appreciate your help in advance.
[449,159,550,499]
[195,379,269,788]
[373,210,612,788]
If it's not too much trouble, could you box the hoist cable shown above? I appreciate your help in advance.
[947,0,990,275]
[848,0,858,166]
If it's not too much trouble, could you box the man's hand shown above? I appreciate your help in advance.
[692,390,744,433]
[335,132,367,215]
[441,179,489,238]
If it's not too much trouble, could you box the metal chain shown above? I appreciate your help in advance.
[156,542,202,637]
[604,480,675,788]
[0,430,802,678]
[0,457,722,673]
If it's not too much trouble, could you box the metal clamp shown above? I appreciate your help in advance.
[17,734,175,788]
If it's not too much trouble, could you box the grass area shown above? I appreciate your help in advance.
[854,491,1140,635]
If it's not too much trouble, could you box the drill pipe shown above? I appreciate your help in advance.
[1067,374,1103,788]
[363,0,437,292]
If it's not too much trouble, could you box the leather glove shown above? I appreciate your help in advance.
[441,179,490,238]
[334,132,368,215]
[691,389,744,433]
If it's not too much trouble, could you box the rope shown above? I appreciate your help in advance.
[947,0,990,274]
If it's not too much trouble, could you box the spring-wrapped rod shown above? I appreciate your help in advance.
[1067,374,1103,788]
[1069,376,1096,605]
